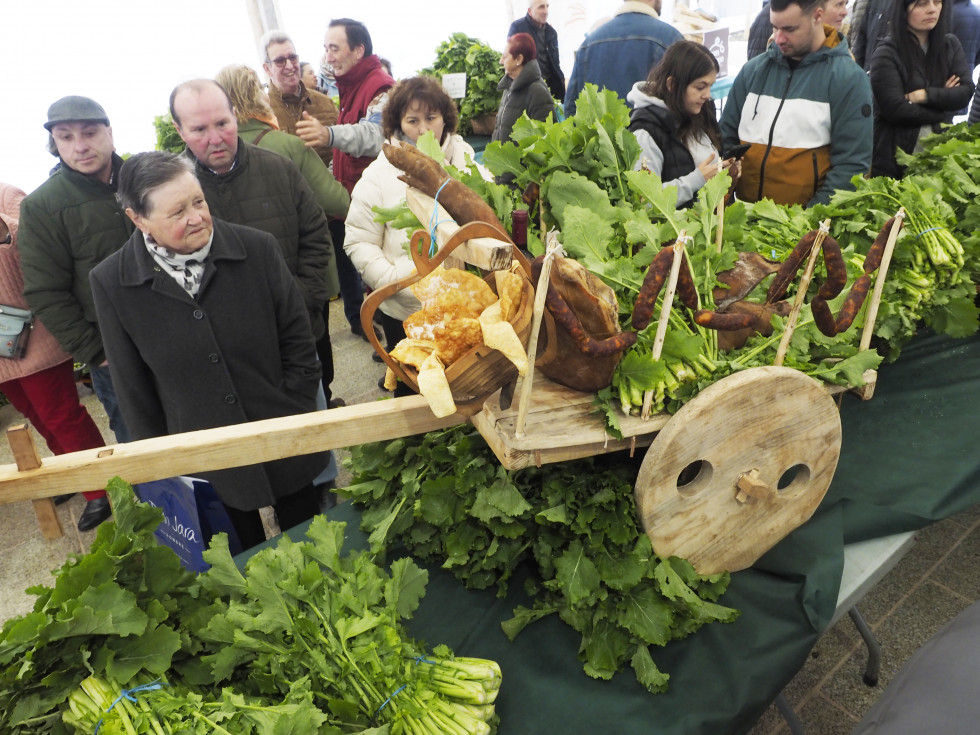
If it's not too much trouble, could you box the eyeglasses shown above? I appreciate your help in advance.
[268,54,299,68]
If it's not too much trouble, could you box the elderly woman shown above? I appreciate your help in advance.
[90,151,326,550]
[345,75,487,385]
[492,32,555,144]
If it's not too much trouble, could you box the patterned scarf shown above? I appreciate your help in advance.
[143,230,213,298]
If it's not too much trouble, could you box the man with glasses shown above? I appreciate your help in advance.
[261,30,338,169]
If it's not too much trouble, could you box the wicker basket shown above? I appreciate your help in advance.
[360,221,534,410]
[469,112,497,136]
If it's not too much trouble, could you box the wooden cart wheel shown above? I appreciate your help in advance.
[634,366,842,575]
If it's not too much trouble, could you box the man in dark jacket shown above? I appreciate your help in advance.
[849,0,890,70]
[508,0,565,101]
[170,79,339,492]
[747,1,772,59]
[17,96,133,531]
[952,0,980,114]
[295,19,394,341]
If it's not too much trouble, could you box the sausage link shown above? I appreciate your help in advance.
[693,310,761,331]
[864,217,898,274]
[533,256,638,357]
[817,235,847,300]
[834,274,873,333]
[632,246,675,330]
[579,330,639,357]
[810,297,837,337]
[767,230,818,303]
[675,253,700,311]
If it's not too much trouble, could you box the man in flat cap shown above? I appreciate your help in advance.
[17,96,135,531]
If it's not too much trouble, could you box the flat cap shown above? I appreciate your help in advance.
[44,96,110,131]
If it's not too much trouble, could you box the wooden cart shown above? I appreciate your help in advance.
[0,210,901,575]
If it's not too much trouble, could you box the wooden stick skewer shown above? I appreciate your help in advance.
[514,235,562,439]
[774,219,831,367]
[859,208,906,352]
[642,231,687,419]
[715,197,725,253]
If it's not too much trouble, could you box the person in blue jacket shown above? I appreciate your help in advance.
[563,0,682,116]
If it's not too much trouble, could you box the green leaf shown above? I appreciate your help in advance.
[555,541,601,606]
[631,645,670,694]
[386,557,428,619]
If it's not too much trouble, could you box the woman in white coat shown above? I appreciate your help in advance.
[345,76,487,389]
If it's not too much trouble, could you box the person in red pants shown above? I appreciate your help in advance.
[0,183,110,532]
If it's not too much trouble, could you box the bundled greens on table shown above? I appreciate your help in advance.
[0,479,502,735]
[344,425,738,695]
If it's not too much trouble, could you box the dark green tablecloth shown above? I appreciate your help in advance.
[249,331,980,735]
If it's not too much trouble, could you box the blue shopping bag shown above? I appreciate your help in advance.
[133,476,242,572]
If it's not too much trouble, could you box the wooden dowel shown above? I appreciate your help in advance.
[642,232,687,419]
[515,236,561,439]
[860,208,906,352]
[774,219,831,366]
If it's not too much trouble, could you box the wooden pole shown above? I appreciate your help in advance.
[860,208,906,352]
[515,236,561,439]
[642,232,687,419]
[774,220,831,367]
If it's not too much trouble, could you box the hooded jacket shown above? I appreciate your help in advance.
[720,25,873,206]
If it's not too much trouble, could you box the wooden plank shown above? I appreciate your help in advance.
[0,397,466,505]
[405,189,513,271]
[7,424,63,539]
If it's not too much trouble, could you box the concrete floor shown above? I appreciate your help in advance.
[0,297,976,734]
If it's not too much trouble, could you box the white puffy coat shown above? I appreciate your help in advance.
[344,134,486,321]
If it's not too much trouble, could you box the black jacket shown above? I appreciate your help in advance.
[492,60,555,144]
[508,14,564,101]
[185,140,334,339]
[91,219,325,511]
[629,104,698,207]
[869,33,974,178]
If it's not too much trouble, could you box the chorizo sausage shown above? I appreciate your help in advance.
[817,235,847,300]
[834,274,873,333]
[675,253,700,311]
[810,297,837,337]
[632,246,675,330]
[693,310,762,331]
[864,217,898,274]
[533,257,638,357]
[767,230,818,303]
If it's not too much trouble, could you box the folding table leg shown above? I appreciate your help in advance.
[774,692,806,734]
[849,606,881,686]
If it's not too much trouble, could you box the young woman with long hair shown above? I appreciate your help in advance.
[869,0,974,177]
[627,40,737,207]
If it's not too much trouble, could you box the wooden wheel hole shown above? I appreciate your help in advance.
[777,463,810,492]
[676,459,712,497]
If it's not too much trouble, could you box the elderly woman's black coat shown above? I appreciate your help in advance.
[90,218,326,510]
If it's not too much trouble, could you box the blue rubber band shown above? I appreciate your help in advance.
[414,656,438,665]
[376,683,407,716]
[94,681,167,734]
[427,178,453,257]
[915,226,942,239]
